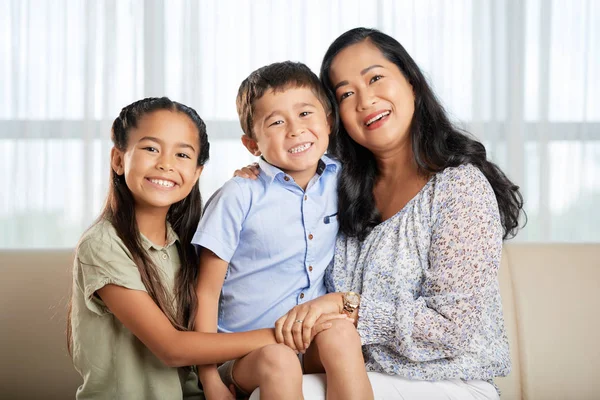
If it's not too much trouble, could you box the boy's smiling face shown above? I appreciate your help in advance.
[242,86,331,187]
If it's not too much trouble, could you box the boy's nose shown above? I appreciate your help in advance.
[290,127,305,137]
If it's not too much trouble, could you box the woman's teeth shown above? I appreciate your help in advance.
[366,111,390,126]
[289,143,312,154]
[149,179,175,187]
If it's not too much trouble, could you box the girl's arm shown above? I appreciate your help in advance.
[194,248,231,387]
[96,284,277,367]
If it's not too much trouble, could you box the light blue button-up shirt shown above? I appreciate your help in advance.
[193,155,340,333]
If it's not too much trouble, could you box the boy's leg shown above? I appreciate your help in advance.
[304,319,374,400]
[231,343,303,400]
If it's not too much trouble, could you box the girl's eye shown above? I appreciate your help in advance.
[299,111,312,117]
[143,146,158,153]
[339,91,353,102]
[370,75,383,84]
[269,120,284,127]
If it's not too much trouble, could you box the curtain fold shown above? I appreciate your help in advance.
[1,0,598,248]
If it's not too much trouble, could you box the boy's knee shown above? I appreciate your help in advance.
[315,319,361,352]
[255,344,301,379]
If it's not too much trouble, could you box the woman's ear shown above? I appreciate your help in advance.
[110,147,125,175]
[241,135,262,156]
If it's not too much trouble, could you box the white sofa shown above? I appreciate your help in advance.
[1,244,599,399]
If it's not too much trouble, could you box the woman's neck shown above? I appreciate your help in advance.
[135,206,169,246]
[373,140,419,184]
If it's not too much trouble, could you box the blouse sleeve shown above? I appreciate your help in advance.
[357,165,504,361]
[75,234,147,316]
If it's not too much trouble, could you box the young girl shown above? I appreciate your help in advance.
[67,97,335,400]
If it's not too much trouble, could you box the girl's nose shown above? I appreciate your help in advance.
[157,157,174,172]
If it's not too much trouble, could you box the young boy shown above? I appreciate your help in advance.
[192,62,373,399]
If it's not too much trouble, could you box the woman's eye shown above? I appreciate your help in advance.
[299,111,312,117]
[143,146,158,153]
[339,91,353,102]
[370,75,383,84]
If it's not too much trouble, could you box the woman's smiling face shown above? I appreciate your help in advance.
[329,40,415,154]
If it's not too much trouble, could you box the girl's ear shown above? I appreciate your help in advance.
[241,135,261,156]
[194,165,204,182]
[110,147,125,175]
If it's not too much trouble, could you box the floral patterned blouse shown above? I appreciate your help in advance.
[325,164,511,381]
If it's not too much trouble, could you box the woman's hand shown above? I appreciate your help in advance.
[233,163,260,179]
[274,293,345,353]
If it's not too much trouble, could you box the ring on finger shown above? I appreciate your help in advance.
[295,319,303,323]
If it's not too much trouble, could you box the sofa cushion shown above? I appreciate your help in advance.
[506,244,600,400]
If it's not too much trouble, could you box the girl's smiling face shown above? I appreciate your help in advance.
[111,109,203,212]
[329,40,415,155]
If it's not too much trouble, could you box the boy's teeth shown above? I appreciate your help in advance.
[289,143,312,153]
[150,179,175,187]
[366,111,390,126]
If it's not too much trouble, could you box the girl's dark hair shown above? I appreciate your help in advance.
[320,28,524,241]
[67,97,209,354]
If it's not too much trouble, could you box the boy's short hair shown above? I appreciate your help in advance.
[236,61,331,139]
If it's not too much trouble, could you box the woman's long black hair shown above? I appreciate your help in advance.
[320,28,524,241]
[68,97,210,354]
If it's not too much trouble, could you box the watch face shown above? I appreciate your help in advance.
[346,292,360,306]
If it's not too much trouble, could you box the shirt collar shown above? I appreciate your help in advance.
[140,222,179,251]
[257,154,339,185]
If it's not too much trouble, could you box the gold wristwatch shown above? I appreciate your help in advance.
[342,291,361,316]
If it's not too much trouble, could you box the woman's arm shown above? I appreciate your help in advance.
[97,284,277,367]
[357,166,504,361]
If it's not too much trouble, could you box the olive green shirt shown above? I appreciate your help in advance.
[71,219,204,400]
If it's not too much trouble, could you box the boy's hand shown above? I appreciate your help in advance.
[274,293,348,353]
[233,163,260,179]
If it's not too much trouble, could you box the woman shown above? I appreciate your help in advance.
[274,27,524,399]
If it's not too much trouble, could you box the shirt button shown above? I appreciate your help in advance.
[284,176,290,181]
[304,195,308,201]
[308,234,313,240]
[162,253,168,260]
[300,293,305,299]
[309,266,313,272]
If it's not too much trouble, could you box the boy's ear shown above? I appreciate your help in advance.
[241,135,261,156]
[110,147,125,175]
[326,112,334,135]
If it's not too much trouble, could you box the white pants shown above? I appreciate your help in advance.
[249,372,499,400]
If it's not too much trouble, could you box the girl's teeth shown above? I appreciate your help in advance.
[366,111,390,126]
[289,143,312,154]
[150,179,174,187]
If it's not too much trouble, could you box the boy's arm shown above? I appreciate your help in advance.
[195,248,230,388]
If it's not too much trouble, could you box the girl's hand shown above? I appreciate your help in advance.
[274,293,345,353]
[202,379,236,400]
[233,163,260,179]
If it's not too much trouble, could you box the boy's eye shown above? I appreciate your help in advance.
[177,153,191,159]
[268,120,284,127]
[299,111,312,117]
[143,146,158,153]
[339,91,353,102]
[370,75,383,84]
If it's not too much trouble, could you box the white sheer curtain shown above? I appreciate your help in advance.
[1,0,598,248]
